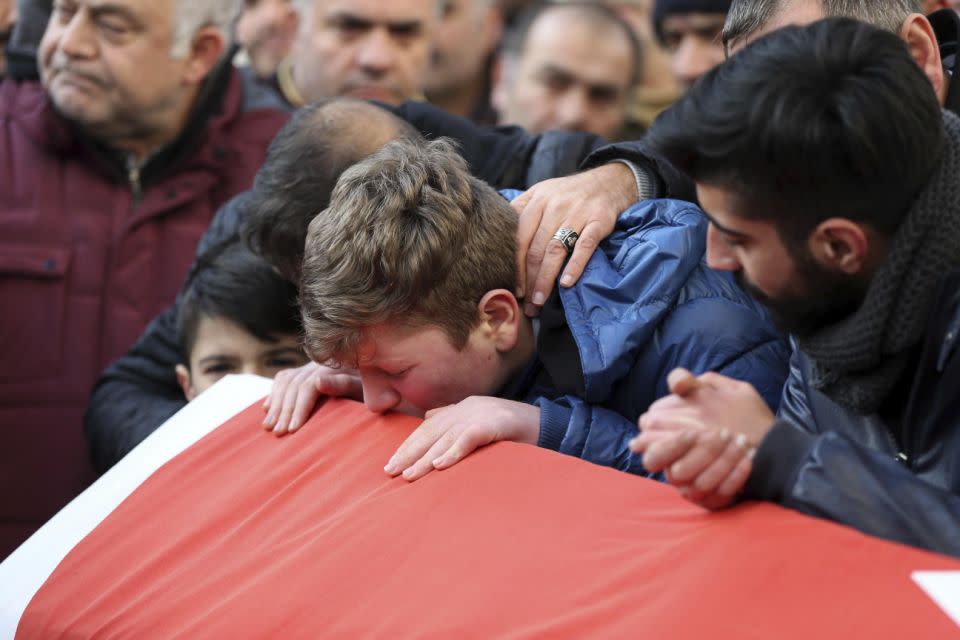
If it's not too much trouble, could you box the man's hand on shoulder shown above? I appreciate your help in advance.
[384,397,541,482]
[262,362,363,436]
[512,163,638,317]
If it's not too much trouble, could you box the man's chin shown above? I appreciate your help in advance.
[344,86,401,104]
[50,93,110,129]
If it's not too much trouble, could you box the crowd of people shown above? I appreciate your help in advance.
[2,0,959,569]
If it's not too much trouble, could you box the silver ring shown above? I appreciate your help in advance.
[553,227,579,254]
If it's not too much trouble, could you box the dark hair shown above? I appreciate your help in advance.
[721,0,921,52]
[648,17,944,242]
[177,238,302,363]
[500,1,642,84]
[241,98,421,283]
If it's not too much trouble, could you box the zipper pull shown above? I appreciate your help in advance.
[127,155,143,209]
[896,451,908,465]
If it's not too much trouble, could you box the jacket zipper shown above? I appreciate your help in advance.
[127,155,143,209]
[884,426,909,468]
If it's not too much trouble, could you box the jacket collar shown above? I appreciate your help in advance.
[77,50,238,188]
[20,48,241,187]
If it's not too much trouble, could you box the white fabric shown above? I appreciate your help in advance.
[0,375,272,640]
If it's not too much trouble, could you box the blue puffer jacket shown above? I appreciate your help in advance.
[500,194,791,476]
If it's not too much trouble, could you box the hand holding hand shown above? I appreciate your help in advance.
[262,361,363,436]
[384,396,541,482]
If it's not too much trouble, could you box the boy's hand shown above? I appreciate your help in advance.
[512,164,635,317]
[384,397,541,482]
[262,362,362,436]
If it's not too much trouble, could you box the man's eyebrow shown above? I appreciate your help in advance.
[88,3,143,26]
[536,64,576,82]
[700,210,749,237]
[328,12,422,31]
[328,11,374,29]
[386,19,423,31]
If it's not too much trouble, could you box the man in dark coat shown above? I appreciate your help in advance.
[634,18,960,558]
[0,0,288,558]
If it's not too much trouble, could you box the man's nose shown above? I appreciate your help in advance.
[553,88,592,131]
[58,9,99,60]
[705,224,741,272]
[356,28,398,75]
[670,35,717,88]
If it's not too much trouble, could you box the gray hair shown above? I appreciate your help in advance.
[289,0,444,21]
[171,0,242,58]
[722,0,922,51]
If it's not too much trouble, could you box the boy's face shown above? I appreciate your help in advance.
[353,322,510,418]
[177,315,309,400]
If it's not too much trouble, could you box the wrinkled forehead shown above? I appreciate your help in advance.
[311,0,438,25]
[55,0,174,24]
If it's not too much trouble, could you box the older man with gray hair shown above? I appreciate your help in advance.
[0,0,288,559]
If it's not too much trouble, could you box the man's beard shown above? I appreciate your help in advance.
[734,253,869,338]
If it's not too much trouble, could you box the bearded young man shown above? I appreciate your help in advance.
[632,18,960,558]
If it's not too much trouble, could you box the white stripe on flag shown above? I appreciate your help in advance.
[0,374,273,640]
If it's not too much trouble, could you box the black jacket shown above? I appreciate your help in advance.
[930,8,960,117]
[744,271,960,557]
[84,102,610,472]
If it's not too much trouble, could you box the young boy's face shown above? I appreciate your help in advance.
[353,322,510,418]
[177,315,310,400]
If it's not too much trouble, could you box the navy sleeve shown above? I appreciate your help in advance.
[745,422,960,557]
[581,138,696,203]
[385,102,605,189]
[534,395,651,477]
[84,307,186,472]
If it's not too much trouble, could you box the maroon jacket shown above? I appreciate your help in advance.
[0,67,289,558]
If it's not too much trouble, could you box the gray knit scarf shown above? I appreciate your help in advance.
[799,111,960,414]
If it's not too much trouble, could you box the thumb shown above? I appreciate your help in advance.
[667,368,699,397]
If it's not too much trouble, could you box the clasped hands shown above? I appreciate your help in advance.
[630,368,777,510]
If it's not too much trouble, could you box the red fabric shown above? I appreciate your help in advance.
[17,399,960,638]
[0,76,288,557]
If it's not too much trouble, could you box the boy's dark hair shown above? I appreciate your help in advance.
[177,238,302,363]
[241,98,421,283]
[648,17,944,245]
[500,1,642,84]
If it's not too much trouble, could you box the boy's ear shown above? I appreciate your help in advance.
[175,364,196,402]
[478,289,522,352]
